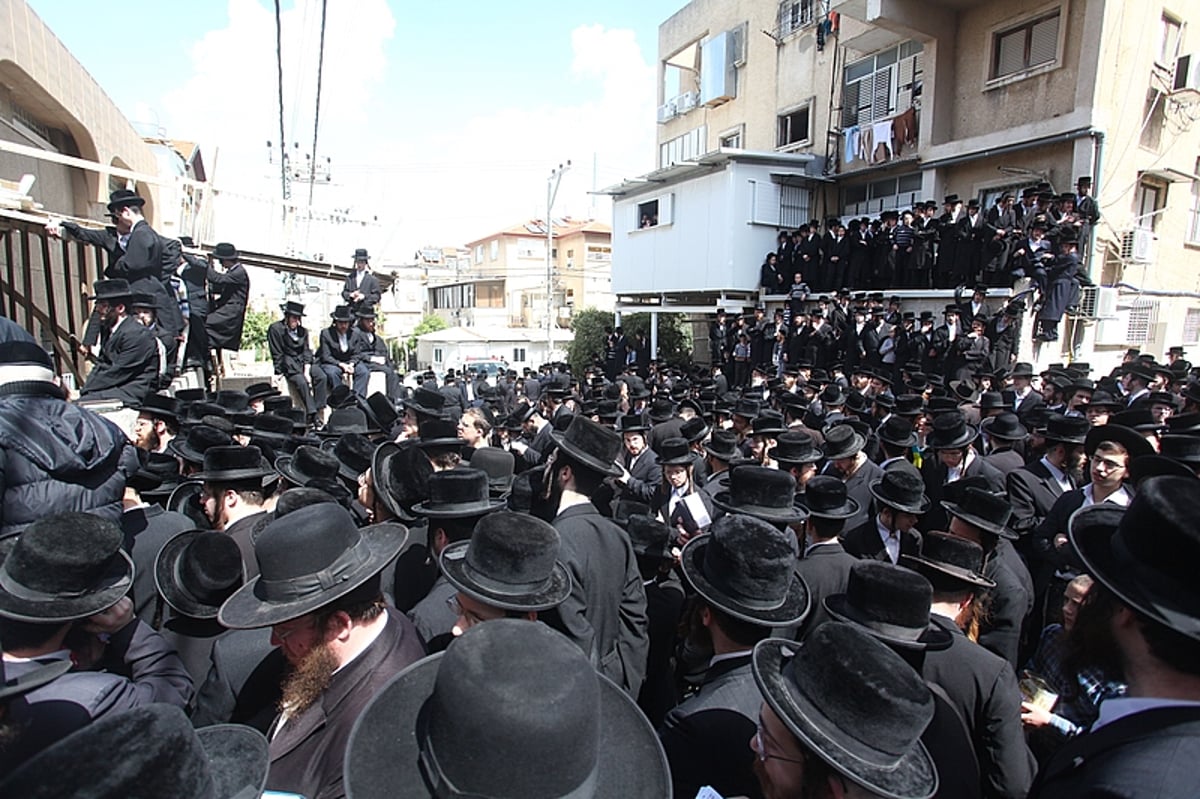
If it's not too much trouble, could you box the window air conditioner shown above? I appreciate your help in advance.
[1120,229,1156,263]
[1174,54,1200,92]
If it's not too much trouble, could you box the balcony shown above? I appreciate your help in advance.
[657,91,700,124]
[838,110,920,174]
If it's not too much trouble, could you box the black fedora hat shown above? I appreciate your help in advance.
[344,620,670,799]
[894,394,925,417]
[154,530,245,619]
[360,391,399,433]
[614,412,649,434]
[0,704,268,799]
[712,465,809,524]
[1158,434,1200,465]
[825,561,953,651]
[105,188,144,212]
[901,530,996,591]
[869,468,931,515]
[550,415,624,477]
[412,468,506,518]
[626,513,673,561]
[941,486,1015,539]
[213,390,250,413]
[280,300,306,317]
[822,423,866,460]
[166,480,211,530]
[134,392,181,423]
[439,510,570,612]
[1071,477,1200,641]
[1039,412,1090,444]
[980,411,1028,442]
[194,445,275,483]
[0,512,133,623]
[927,411,977,450]
[877,416,917,448]
[275,445,341,488]
[1085,423,1153,460]
[252,413,294,443]
[655,437,694,466]
[732,396,761,419]
[371,440,433,523]
[330,305,354,322]
[353,247,370,261]
[646,397,675,423]
[751,409,787,437]
[769,430,824,465]
[212,241,238,260]
[704,428,739,461]
[321,432,376,482]
[978,391,1006,411]
[90,278,132,303]
[680,513,809,626]
[416,417,462,449]
[1010,362,1035,378]
[752,624,937,799]
[140,452,184,500]
[679,416,709,444]
[1129,453,1197,484]
[219,503,408,628]
[799,475,860,520]
[262,394,294,414]
[244,382,279,402]
[404,386,446,418]
[320,406,369,438]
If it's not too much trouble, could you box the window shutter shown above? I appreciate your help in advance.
[995,30,1024,76]
[842,80,860,127]
[872,66,892,121]
[658,193,674,225]
[1029,15,1059,67]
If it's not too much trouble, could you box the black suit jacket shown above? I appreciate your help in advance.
[791,540,857,639]
[79,318,159,405]
[637,573,685,729]
[122,505,194,622]
[923,615,1037,799]
[341,269,381,311]
[267,320,314,378]
[919,454,1005,532]
[317,326,366,366]
[1007,460,1071,537]
[658,654,762,799]
[190,627,282,733]
[978,539,1034,667]
[841,517,922,563]
[265,610,425,798]
[1030,705,1200,798]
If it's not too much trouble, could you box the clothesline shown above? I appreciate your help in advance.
[842,106,919,167]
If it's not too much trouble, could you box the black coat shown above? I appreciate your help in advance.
[637,573,686,728]
[1038,251,1079,322]
[79,317,159,406]
[265,610,425,799]
[342,269,381,311]
[659,654,762,799]
[1030,705,1200,798]
[919,455,1005,532]
[841,517,922,563]
[791,540,857,639]
[977,539,1034,668]
[267,320,314,378]
[923,615,1037,799]
[621,447,663,506]
[317,326,366,367]
[103,221,184,336]
[122,504,194,622]
[1007,460,1072,537]
[190,626,282,732]
[547,502,650,696]
[206,263,250,350]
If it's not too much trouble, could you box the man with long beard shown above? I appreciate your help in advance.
[218,502,424,799]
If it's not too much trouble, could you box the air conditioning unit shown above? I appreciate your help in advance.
[677,91,699,113]
[1073,286,1119,319]
[1120,229,1156,263]
[657,100,678,124]
[1174,53,1200,92]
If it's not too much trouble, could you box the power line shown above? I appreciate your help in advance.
[308,0,329,209]
[273,0,289,206]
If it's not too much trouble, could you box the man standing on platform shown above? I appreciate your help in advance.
[205,242,250,365]
[342,248,381,314]
[267,301,327,426]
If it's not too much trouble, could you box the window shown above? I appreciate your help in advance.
[637,199,660,229]
[777,0,815,38]
[433,347,444,364]
[780,185,813,228]
[842,41,923,128]
[840,172,922,217]
[477,283,504,308]
[777,102,812,149]
[991,10,1060,80]
[489,241,499,261]
[513,347,526,363]
[586,245,611,262]
[473,245,483,265]
[632,194,673,230]
[1136,181,1166,232]
[1184,309,1200,344]
[1189,160,1200,245]
[516,242,545,259]
[1140,90,1166,151]
[719,126,744,149]
[659,125,707,167]
[1126,300,1160,345]
[1160,15,1182,66]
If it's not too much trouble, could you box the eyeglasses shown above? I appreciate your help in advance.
[273,617,317,643]
[1090,454,1126,471]
[446,594,492,628]
[755,716,807,765]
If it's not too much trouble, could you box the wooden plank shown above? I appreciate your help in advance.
[40,233,61,375]
[19,229,34,332]
[3,230,15,320]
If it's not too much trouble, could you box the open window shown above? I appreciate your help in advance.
[634,194,674,230]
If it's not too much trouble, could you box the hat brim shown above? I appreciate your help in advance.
[711,491,809,524]
[800,495,861,521]
[877,432,918,449]
[940,500,1016,539]
[548,430,623,478]
[195,724,271,799]
[0,548,134,624]
[769,446,825,465]
[372,442,418,522]
[415,437,465,450]
[410,497,506,518]
[438,542,571,612]
[1084,424,1153,460]
[1129,454,1197,484]
[1070,505,1200,641]
[217,521,408,629]
[899,554,997,591]
[166,481,213,529]
[680,536,810,626]
[0,657,72,702]
[168,438,206,465]
[868,483,931,516]
[155,530,243,620]
[979,418,1028,441]
[822,432,867,460]
[753,638,938,799]
[343,651,671,799]
[823,595,954,652]
[927,425,979,450]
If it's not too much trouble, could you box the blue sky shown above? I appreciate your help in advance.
[28,1,687,254]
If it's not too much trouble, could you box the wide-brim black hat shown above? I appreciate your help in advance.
[900,551,996,592]
[980,413,1028,441]
[711,489,808,524]
[154,530,245,620]
[0,704,268,799]
[798,491,860,520]
[411,494,506,518]
[549,418,623,478]
[680,534,809,626]
[1084,423,1153,460]
[218,519,408,629]
[0,657,71,703]
[868,479,930,516]
[1129,453,1196,484]
[752,632,937,799]
[1069,479,1200,641]
[344,623,670,799]
[824,594,953,652]
[940,499,1016,540]
[439,540,571,612]
[0,531,134,624]
[166,480,212,529]
[371,441,426,523]
[822,427,867,460]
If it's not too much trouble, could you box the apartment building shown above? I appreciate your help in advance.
[607,0,1200,371]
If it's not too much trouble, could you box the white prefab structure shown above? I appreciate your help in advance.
[415,326,574,374]
[602,150,826,297]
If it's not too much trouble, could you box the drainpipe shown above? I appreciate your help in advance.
[1071,129,1105,361]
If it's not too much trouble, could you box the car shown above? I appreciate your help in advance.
[460,358,508,387]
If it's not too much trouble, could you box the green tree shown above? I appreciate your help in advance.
[567,307,614,374]
[239,309,273,358]
[407,314,448,352]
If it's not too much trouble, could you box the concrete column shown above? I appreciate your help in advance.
[650,312,659,360]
